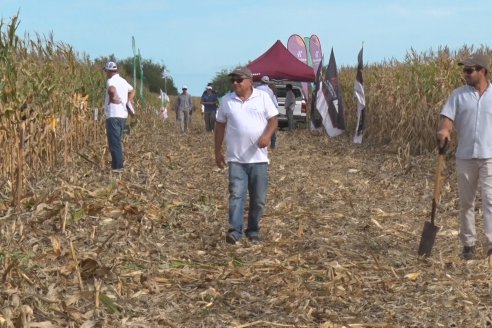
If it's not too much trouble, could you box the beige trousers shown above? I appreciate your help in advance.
[456,158,492,249]
[177,110,190,133]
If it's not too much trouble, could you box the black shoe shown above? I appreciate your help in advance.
[248,236,260,243]
[463,246,475,260]
[225,234,238,245]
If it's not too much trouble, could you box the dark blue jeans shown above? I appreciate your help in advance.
[228,162,269,240]
[106,117,127,169]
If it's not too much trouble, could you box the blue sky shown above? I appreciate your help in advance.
[2,0,492,96]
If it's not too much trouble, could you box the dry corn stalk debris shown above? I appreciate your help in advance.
[1,112,492,328]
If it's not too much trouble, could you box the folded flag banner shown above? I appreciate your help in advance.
[315,48,345,137]
[310,57,324,132]
[353,46,366,144]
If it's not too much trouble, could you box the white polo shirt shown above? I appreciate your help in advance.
[256,84,278,108]
[441,82,492,159]
[217,88,278,163]
[104,74,134,118]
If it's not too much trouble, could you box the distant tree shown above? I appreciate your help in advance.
[211,68,234,97]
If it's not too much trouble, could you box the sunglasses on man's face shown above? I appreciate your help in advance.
[463,67,481,74]
[230,77,245,84]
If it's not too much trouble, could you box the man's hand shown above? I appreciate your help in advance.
[437,129,450,147]
[215,152,226,169]
[437,116,453,147]
[257,135,270,148]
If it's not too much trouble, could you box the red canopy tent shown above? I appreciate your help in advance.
[247,40,316,82]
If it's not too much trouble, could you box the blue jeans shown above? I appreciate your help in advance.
[106,117,127,169]
[228,162,269,240]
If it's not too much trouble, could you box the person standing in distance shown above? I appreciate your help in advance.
[201,85,219,132]
[215,67,278,244]
[437,53,492,261]
[176,86,193,133]
[284,84,296,132]
[256,76,279,148]
[103,61,135,171]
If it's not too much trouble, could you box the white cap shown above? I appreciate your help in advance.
[104,61,118,71]
[261,76,270,83]
[182,85,188,89]
[206,86,212,90]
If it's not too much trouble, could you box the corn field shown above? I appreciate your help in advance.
[0,17,161,205]
[339,45,492,155]
[1,14,492,200]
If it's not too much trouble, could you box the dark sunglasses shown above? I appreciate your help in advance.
[230,77,245,84]
[463,67,481,74]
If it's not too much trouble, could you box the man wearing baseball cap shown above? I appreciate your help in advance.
[200,85,219,132]
[437,53,492,261]
[103,61,135,172]
[214,66,278,244]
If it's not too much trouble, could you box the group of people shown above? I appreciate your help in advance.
[173,83,220,134]
[102,53,492,261]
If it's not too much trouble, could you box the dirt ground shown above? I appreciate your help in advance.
[1,113,492,327]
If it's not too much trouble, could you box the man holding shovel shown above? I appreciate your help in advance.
[437,53,492,261]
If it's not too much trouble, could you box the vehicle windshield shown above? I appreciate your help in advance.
[276,88,302,99]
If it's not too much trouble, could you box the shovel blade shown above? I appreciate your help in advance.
[418,221,440,256]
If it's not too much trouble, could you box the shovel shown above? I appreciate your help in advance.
[418,141,448,257]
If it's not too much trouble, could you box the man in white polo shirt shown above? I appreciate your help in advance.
[214,67,278,244]
[104,61,135,171]
[438,53,492,261]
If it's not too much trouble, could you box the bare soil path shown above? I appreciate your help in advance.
[1,116,491,327]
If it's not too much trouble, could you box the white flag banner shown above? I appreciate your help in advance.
[353,47,366,144]
[316,80,344,137]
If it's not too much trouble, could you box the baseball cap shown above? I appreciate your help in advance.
[261,76,270,83]
[104,61,118,71]
[228,67,253,79]
[458,53,490,71]
[182,85,188,89]
[206,86,213,90]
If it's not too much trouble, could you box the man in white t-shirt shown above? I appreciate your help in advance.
[103,61,135,171]
[215,67,278,244]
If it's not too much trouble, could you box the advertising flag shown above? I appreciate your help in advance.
[309,35,323,76]
[287,34,308,65]
[287,34,309,100]
[353,46,366,143]
[314,48,345,137]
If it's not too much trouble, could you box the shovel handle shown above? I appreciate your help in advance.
[431,140,448,224]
